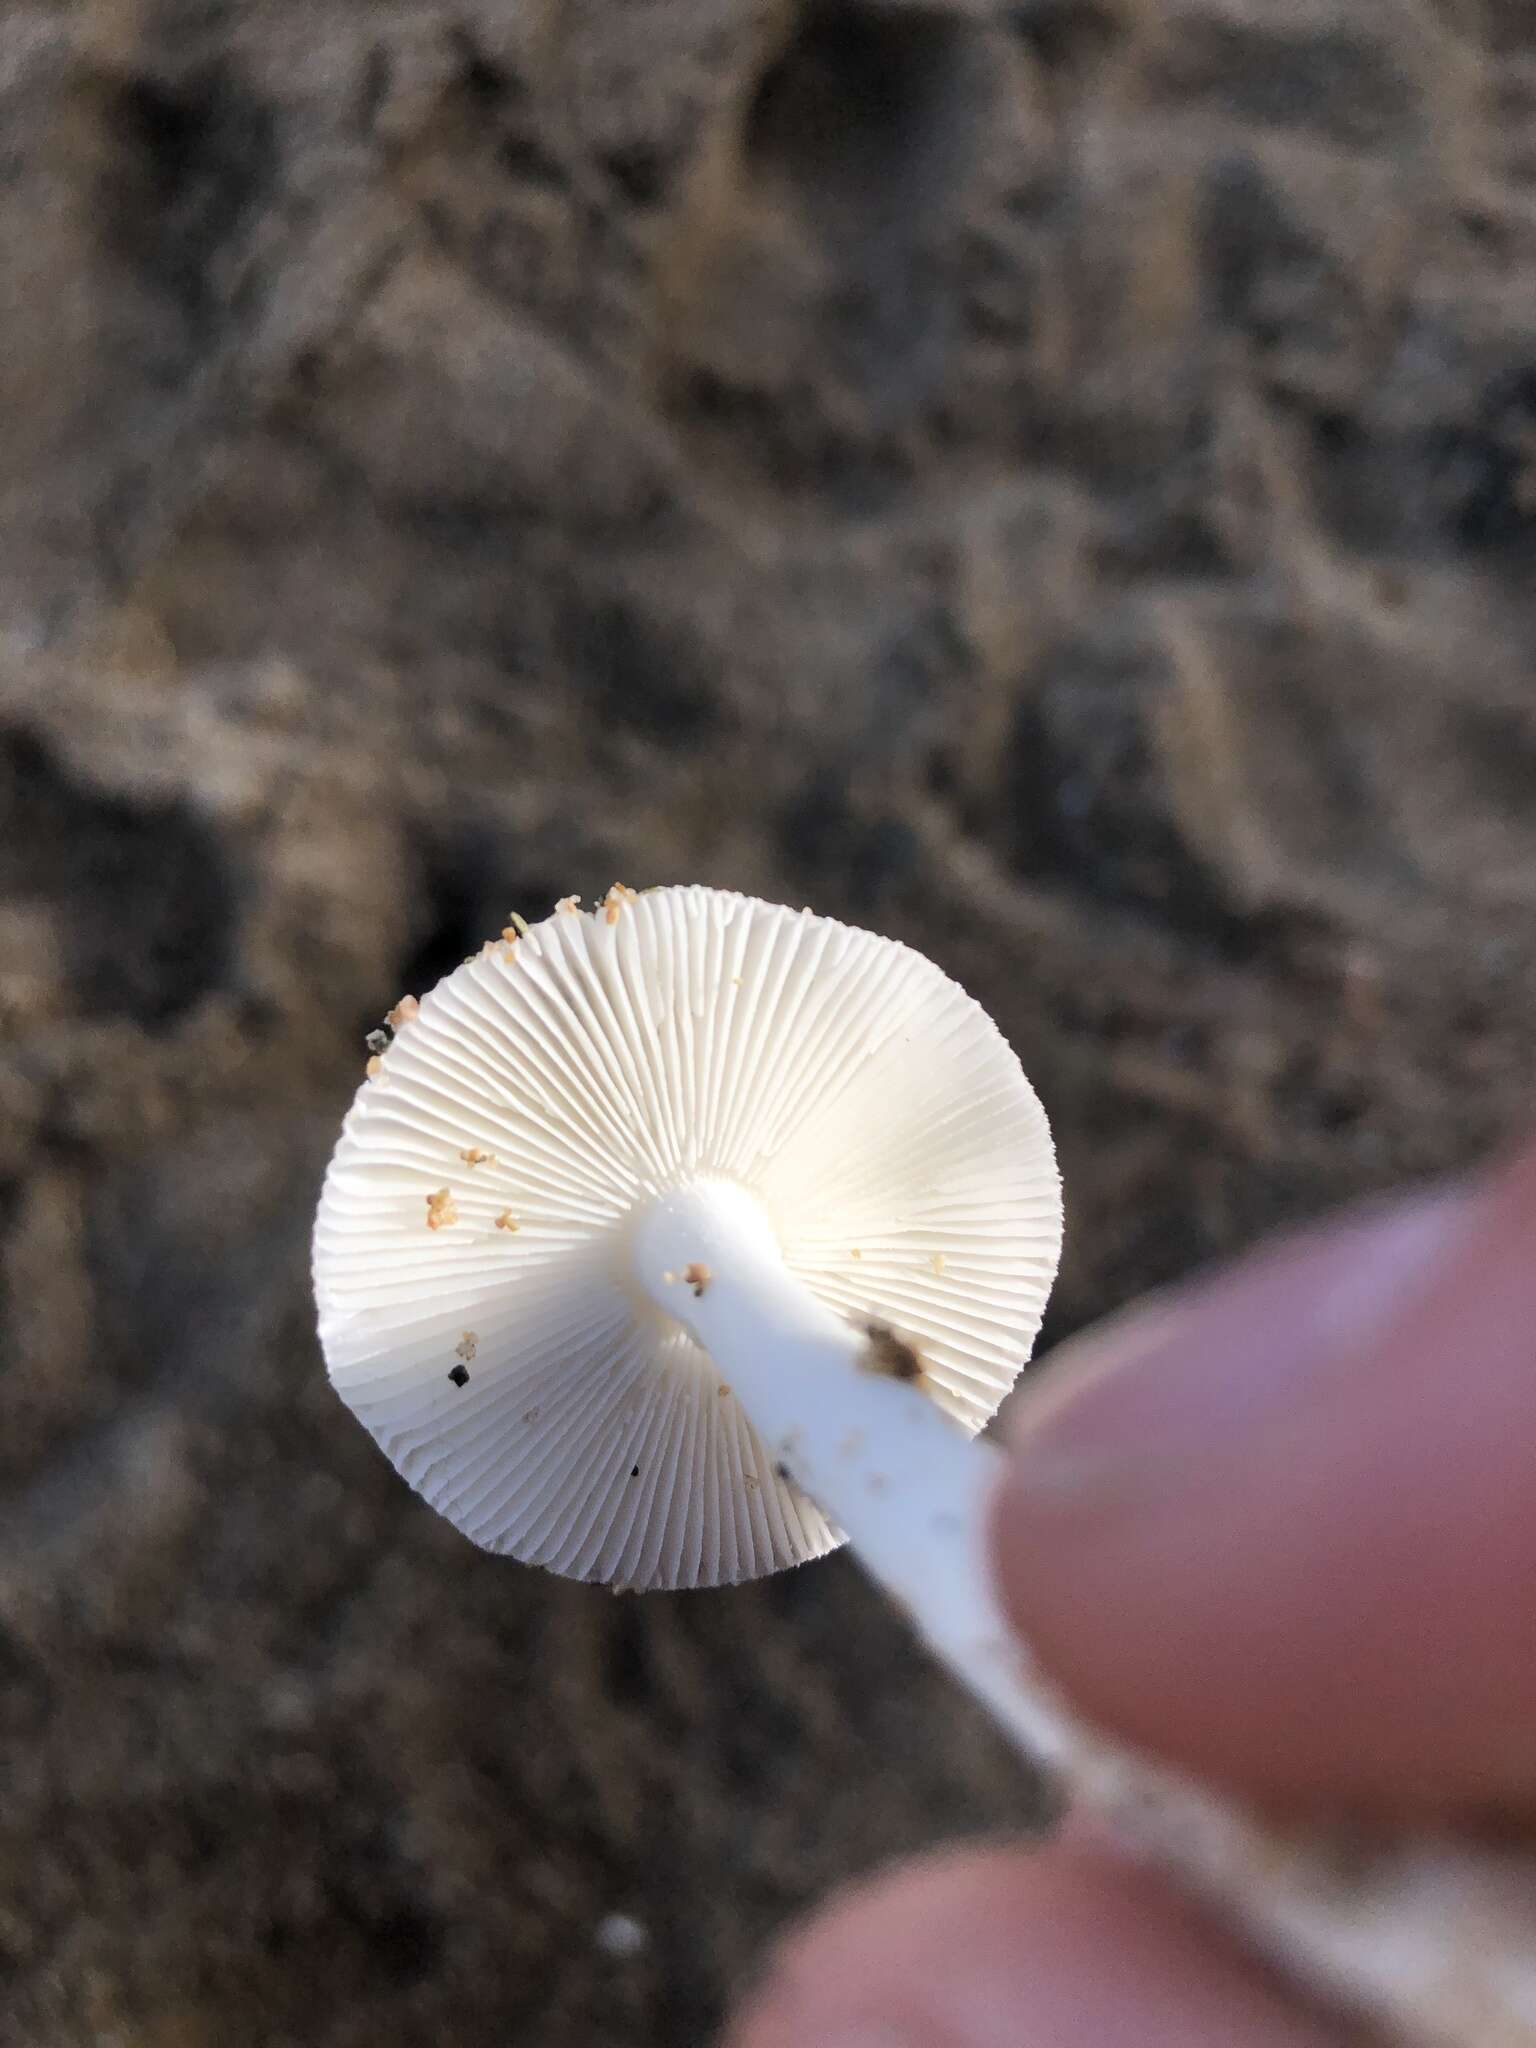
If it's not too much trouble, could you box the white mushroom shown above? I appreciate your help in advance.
[313,884,1060,1591]
[313,885,1536,2048]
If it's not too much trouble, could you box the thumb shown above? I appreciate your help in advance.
[992,1141,1536,1820]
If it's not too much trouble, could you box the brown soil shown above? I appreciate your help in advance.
[2,1,1535,2042]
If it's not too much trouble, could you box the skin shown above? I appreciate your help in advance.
[727,1137,1536,2048]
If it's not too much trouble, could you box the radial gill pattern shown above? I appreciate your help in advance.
[312,885,1062,1590]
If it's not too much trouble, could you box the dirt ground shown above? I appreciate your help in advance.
[2,0,1535,2042]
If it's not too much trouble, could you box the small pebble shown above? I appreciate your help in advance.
[594,1913,648,1959]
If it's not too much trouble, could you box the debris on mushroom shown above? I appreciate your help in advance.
[554,895,581,914]
[456,1332,477,1363]
[494,1209,519,1232]
[385,994,420,1031]
[602,882,639,925]
[365,1027,392,1057]
[365,1054,383,1080]
[859,1321,927,1387]
[424,1187,458,1231]
[504,912,529,939]
[448,1362,469,1388]
[682,1261,711,1298]
[459,1146,493,1166]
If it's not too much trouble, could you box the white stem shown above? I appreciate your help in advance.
[635,1177,1536,2048]
[634,1176,1065,1761]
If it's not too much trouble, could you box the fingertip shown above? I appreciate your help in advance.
[990,1143,1536,1817]
[727,1838,1349,2048]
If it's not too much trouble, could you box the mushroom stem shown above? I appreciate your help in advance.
[633,1178,1064,1758]
[634,1179,1536,2048]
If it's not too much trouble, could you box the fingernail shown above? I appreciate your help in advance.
[1004,1184,1472,1488]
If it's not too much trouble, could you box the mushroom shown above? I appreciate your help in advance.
[314,885,1059,1591]
[313,886,1536,2048]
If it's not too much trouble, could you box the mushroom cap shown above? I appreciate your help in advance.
[313,886,1061,1590]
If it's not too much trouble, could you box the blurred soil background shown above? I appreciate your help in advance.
[2,0,1536,2040]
